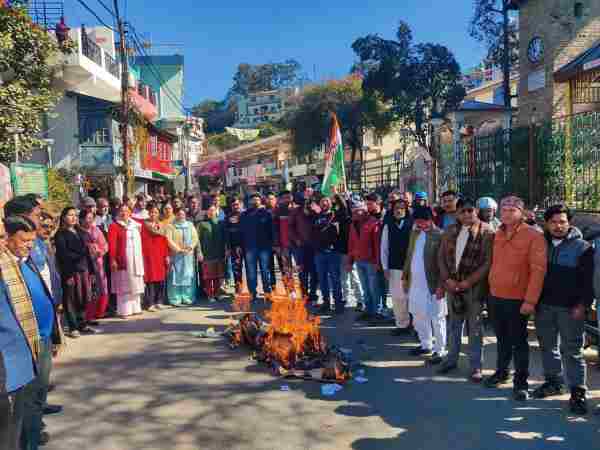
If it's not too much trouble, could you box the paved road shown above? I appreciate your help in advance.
[45,301,600,450]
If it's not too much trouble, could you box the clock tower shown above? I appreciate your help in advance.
[508,0,600,125]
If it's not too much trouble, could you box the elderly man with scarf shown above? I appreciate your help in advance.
[437,198,494,382]
[0,216,64,450]
[403,206,446,364]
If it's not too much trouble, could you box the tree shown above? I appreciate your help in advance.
[0,6,65,162]
[469,0,519,109]
[284,75,394,178]
[230,59,301,96]
[352,21,466,196]
[191,99,235,134]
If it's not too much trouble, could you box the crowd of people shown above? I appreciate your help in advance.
[1,185,599,449]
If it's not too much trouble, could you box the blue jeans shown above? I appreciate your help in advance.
[245,248,272,299]
[355,261,380,315]
[314,251,342,308]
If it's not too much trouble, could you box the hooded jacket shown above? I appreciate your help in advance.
[540,227,594,308]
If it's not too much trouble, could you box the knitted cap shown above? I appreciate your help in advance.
[500,195,525,211]
[413,206,433,220]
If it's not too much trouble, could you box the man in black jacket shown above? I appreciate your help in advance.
[533,204,593,415]
[312,196,344,314]
[240,194,273,301]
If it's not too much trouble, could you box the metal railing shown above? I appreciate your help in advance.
[104,52,120,79]
[81,31,102,67]
[28,0,64,30]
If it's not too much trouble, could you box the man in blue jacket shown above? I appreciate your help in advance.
[533,204,593,415]
[240,193,274,301]
[0,216,42,450]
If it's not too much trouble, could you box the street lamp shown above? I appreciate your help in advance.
[42,138,55,167]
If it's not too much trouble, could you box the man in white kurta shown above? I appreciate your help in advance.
[403,207,447,363]
[112,219,145,317]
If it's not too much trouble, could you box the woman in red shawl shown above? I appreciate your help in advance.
[141,203,170,311]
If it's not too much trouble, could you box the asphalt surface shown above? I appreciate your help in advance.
[44,299,600,450]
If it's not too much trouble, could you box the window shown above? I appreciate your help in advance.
[149,135,158,156]
[79,115,110,145]
[574,2,584,18]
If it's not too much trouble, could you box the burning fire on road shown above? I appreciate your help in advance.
[225,279,352,383]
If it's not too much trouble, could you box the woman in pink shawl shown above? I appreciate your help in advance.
[79,209,109,322]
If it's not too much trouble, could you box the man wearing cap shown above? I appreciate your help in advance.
[485,195,547,401]
[477,197,501,231]
[348,200,381,321]
[414,192,428,208]
[437,198,495,381]
[380,199,413,335]
[402,206,446,363]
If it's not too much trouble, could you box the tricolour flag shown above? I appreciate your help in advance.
[321,114,346,196]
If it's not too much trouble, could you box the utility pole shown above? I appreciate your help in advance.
[114,0,131,195]
[502,2,511,113]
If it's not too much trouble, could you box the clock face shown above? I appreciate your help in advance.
[528,37,544,64]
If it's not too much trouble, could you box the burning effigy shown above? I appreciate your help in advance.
[225,277,352,383]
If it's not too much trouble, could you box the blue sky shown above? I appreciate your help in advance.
[64,0,488,108]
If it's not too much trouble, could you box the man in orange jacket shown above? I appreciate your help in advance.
[484,196,547,401]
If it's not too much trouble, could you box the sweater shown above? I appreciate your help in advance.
[348,217,380,265]
[240,208,273,250]
[312,211,342,252]
[288,207,313,246]
[488,222,547,305]
[141,223,169,283]
[539,228,594,308]
[54,228,91,278]
[197,218,226,260]
[225,212,243,248]
[273,205,293,249]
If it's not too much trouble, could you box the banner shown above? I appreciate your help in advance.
[225,127,260,141]
[10,163,49,199]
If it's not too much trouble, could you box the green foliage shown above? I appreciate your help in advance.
[191,99,236,134]
[469,0,519,69]
[352,21,466,158]
[208,132,241,151]
[47,168,74,211]
[230,60,302,96]
[284,75,394,161]
[0,6,63,163]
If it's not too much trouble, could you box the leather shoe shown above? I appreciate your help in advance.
[470,369,483,383]
[43,404,63,415]
[39,431,50,446]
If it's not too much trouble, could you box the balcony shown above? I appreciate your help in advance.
[129,82,158,121]
[56,27,121,102]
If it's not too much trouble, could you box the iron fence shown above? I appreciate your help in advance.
[456,110,600,211]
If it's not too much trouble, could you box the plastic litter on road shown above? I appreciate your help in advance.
[354,376,368,384]
[280,385,290,391]
[321,384,343,396]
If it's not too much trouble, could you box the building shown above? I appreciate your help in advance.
[233,88,298,129]
[508,0,600,124]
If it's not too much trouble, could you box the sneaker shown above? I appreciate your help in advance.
[513,388,530,401]
[39,431,50,446]
[147,306,158,312]
[355,303,366,312]
[436,362,458,374]
[67,330,80,338]
[429,353,444,365]
[483,371,511,388]
[532,381,566,399]
[410,347,433,356]
[569,388,588,415]
[470,369,483,383]
[80,326,97,335]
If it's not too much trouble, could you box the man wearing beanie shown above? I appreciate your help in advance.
[402,206,446,363]
[485,195,547,401]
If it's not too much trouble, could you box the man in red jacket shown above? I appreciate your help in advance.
[289,196,318,303]
[272,191,294,286]
[347,201,382,321]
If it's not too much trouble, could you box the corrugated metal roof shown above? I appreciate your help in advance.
[457,100,508,112]
[555,41,600,82]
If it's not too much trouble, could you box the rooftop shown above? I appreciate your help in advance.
[555,41,600,82]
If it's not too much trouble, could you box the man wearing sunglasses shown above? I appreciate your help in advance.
[437,198,495,382]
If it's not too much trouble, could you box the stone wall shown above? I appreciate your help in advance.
[517,0,600,126]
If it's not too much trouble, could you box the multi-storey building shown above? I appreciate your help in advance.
[233,88,298,128]
[508,0,600,124]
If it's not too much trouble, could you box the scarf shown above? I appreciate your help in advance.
[0,247,40,362]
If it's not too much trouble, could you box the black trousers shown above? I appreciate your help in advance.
[144,281,166,308]
[488,296,530,387]
[0,387,26,450]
